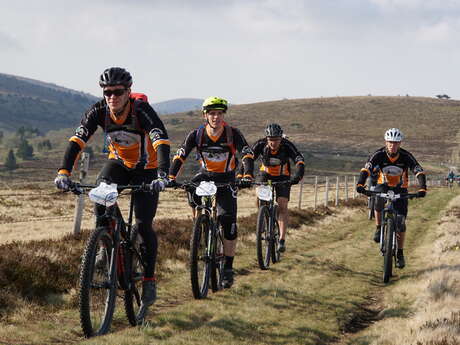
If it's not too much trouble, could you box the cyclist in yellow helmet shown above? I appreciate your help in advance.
[169,96,254,288]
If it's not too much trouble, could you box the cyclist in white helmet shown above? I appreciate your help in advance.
[356,128,427,269]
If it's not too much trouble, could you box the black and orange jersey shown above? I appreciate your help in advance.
[248,138,305,178]
[357,147,426,190]
[169,123,254,180]
[59,98,170,175]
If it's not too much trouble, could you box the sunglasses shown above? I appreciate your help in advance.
[103,89,127,97]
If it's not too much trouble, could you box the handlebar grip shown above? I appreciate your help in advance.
[362,190,372,197]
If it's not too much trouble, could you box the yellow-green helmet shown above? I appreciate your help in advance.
[202,96,228,113]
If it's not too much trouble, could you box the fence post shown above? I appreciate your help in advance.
[344,175,348,201]
[353,176,356,198]
[314,176,318,209]
[73,152,90,236]
[335,176,339,206]
[325,176,329,206]
[297,178,304,209]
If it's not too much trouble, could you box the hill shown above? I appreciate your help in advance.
[153,98,203,115]
[162,96,460,170]
[0,73,98,132]
[0,73,203,132]
[0,94,458,180]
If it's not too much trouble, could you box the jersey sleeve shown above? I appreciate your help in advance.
[405,151,427,190]
[168,129,197,179]
[285,139,305,179]
[357,150,381,186]
[59,104,101,175]
[252,139,265,161]
[137,102,171,175]
[137,102,171,150]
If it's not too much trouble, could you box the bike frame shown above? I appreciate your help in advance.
[71,182,151,336]
[178,180,234,297]
[80,184,147,290]
[255,180,287,268]
[364,187,418,282]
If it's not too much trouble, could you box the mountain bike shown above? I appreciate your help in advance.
[176,180,237,299]
[447,177,454,189]
[362,187,418,283]
[69,181,155,337]
[254,181,288,270]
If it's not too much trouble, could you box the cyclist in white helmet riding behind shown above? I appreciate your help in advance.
[356,128,427,269]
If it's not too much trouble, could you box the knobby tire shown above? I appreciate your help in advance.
[210,227,224,292]
[190,214,211,299]
[271,205,281,263]
[256,205,271,270]
[368,196,375,220]
[383,218,395,283]
[79,226,117,338]
[124,227,145,326]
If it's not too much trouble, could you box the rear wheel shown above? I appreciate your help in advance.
[79,226,117,337]
[124,227,145,326]
[256,205,271,270]
[190,214,211,299]
[383,219,395,283]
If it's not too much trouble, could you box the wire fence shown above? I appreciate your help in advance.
[0,150,447,237]
[290,174,445,210]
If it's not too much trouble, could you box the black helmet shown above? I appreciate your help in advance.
[265,123,283,137]
[99,67,132,88]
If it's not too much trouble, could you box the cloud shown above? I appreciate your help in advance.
[1,0,460,102]
[416,21,452,42]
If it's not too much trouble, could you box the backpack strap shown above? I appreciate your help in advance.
[224,124,236,155]
[195,123,236,155]
[195,125,206,150]
[130,93,148,132]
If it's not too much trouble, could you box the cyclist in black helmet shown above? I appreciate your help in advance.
[54,67,171,321]
[243,123,305,253]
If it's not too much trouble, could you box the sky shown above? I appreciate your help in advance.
[1,0,460,104]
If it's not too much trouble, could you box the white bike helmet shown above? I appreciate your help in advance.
[384,128,404,142]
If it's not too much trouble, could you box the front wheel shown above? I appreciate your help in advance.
[79,226,117,338]
[271,205,281,263]
[368,196,375,220]
[256,205,271,270]
[190,214,211,299]
[210,227,225,292]
[383,218,395,283]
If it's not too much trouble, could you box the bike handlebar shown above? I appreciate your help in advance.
[68,181,154,195]
[359,189,419,200]
[169,181,239,190]
[253,181,291,186]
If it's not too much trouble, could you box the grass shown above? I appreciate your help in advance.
[344,188,460,345]
[0,186,457,345]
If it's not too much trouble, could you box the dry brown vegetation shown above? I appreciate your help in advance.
[163,96,460,166]
[0,203,336,318]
